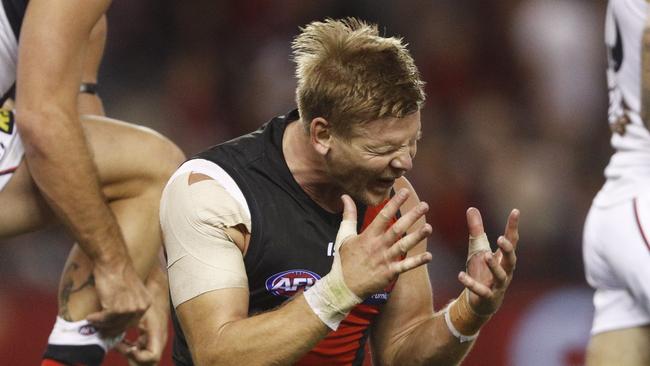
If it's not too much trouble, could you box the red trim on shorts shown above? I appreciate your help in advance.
[633,197,650,252]
[0,166,17,175]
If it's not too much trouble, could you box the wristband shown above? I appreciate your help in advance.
[443,301,478,343]
[303,219,362,330]
[443,290,491,343]
[79,82,99,95]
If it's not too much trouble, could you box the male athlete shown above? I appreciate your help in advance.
[583,1,650,364]
[161,18,520,365]
[0,0,184,364]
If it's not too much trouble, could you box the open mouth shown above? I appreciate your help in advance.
[375,178,396,188]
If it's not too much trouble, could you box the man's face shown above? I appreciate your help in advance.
[325,111,422,205]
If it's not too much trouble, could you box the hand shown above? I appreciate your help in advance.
[338,189,433,299]
[87,258,151,337]
[459,208,520,316]
[115,300,169,366]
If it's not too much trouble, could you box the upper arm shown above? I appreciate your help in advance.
[160,171,253,361]
[16,0,110,115]
[77,15,107,116]
[371,177,435,364]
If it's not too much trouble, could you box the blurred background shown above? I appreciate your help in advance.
[1,0,610,364]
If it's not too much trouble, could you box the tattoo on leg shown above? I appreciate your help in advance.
[59,262,95,321]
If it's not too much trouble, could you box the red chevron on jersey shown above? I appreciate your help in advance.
[296,198,399,366]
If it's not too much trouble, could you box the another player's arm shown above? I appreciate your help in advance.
[163,173,432,365]
[371,177,520,365]
[77,14,107,116]
[16,0,149,325]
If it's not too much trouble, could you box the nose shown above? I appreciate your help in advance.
[390,150,413,171]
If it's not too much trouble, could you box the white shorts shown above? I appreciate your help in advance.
[583,194,650,335]
[0,108,23,191]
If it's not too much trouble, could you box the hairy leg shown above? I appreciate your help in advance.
[57,115,184,321]
[586,326,650,366]
[0,114,183,321]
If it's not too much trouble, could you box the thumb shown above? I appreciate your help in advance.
[341,194,357,222]
[335,195,358,250]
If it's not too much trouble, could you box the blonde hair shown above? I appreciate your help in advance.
[292,18,425,137]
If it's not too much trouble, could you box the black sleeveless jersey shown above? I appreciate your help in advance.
[171,110,398,366]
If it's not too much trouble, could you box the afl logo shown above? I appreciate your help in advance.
[265,269,321,297]
[78,324,97,336]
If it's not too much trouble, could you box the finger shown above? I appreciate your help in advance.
[466,207,485,237]
[485,251,507,285]
[386,223,432,258]
[336,195,358,250]
[383,201,429,246]
[497,236,517,273]
[391,252,432,274]
[458,271,493,298]
[130,349,157,363]
[115,340,136,355]
[503,209,520,249]
[86,310,111,324]
[366,188,410,234]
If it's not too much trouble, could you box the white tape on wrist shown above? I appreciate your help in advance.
[443,302,479,343]
[468,232,491,260]
[303,219,362,330]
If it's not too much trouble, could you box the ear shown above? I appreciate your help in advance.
[309,117,332,156]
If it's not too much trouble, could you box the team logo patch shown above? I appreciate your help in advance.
[265,269,321,297]
[0,109,14,135]
[78,324,98,336]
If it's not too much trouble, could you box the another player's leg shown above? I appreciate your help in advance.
[40,115,184,365]
[585,326,650,366]
[584,198,650,366]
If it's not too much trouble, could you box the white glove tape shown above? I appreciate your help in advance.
[468,232,491,261]
[303,219,362,330]
[443,301,479,343]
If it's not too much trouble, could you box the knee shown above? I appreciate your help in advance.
[138,129,186,185]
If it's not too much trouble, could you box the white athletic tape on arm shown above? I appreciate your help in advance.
[468,233,491,260]
[304,219,362,330]
[160,172,249,308]
[443,301,479,343]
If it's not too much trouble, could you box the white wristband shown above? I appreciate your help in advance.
[303,219,362,330]
[443,301,479,343]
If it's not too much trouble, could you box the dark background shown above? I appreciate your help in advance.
[1,1,608,364]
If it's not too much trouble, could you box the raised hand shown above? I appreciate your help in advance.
[458,208,520,316]
[338,189,433,299]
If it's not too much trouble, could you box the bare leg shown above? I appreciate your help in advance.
[0,114,184,321]
[586,326,650,366]
[58,115,184,321]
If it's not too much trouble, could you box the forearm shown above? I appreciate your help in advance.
[16,0,124,264]
[386,292,489,366]
[20,111,127,263]
[145,264,169,313]
[189,295,329,366]
[389,313,473,365]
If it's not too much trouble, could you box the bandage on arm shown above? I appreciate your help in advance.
[303,219,362,330]
[160,172,250,308]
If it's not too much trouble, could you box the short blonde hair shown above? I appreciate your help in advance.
[292,18,425,137]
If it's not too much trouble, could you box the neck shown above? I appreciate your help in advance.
[283,120,344,213]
